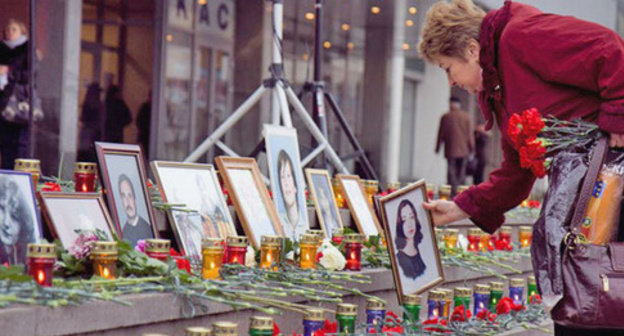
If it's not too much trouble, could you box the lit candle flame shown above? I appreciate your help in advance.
[82,183,88,192]
[37,270,45,284]
[266,253,272,263]
[350,251,356,260]
[103,267,110,278]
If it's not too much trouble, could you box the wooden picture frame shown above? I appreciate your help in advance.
[379,180,444,304]
[0,170,42,265]
[336,174,382,237]
[305,169,343,239]
[95,142,157,247]
[215,156,283,248]
[39,192,115,249]
[151,161,237,260]
[264,125,310,241]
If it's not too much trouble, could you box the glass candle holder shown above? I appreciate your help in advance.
[299,233,318,269]
[426,184,435,201]
[26,243,56,287]
[386,182,400,194]
[443,229,459,249]
[366,299,386,330]
[519,226,533,248]
[457,185,469,194]
[467,228,481,252]
[489,281,504,311]
[344,233,363,271]
[403,294,421,324]
[453,287,472,310]
[473,284,491,315]
[225,236,247,265]
[303,308,325,336]
[91,241,118,279]
[479,233,493,251]
[427,291,443,320]
[498,226,512,246]
[305,229,324,247]
[184,327,211,336]
[336,303,358,334]
[74,162,97,192]
[527,276,538,303]
[203,237,226,263]
[212,321,237,336]
[509,278,525,305]
[202,242,224,280]
[438,185,451,200]
[331,227,344,244]
[437,288,453,319]
[364,180,379,204]
[332,179,345,208]
[249,316,274,336]
[145,239,170,262]
[260,235,281,270]
[14,158,41,187]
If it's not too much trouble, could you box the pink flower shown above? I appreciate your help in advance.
[69,231,99,259]
[135,239,147,253]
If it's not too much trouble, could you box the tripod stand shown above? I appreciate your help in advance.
[185,0,348,175]
[299,0,378,181]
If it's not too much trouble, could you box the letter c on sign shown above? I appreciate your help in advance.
[218,4,229,30]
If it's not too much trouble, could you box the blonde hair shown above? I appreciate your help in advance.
[4,19,28,39]
[418,0,485,62]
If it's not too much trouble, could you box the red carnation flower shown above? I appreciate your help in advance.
[450,304,472,322]
[476,309,497,322]
[42,182,62,192]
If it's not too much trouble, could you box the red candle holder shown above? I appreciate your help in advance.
[426,184,435,201]
[225,236,247,265]
[145,239,170,262]
[26,243,56,286]
[498,227,512,247]
[467,228,481,252]
[344,234,363,271]
[332,228,344,244]
[74,162,97,192]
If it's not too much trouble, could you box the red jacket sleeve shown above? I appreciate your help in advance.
[454,138,535,233]
[506,14,624,133]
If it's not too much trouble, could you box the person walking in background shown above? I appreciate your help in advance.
[435,96,474,195]
[104,85,131,143]
[136,91,151,156]
[472,122,490,184]
[0,19,30,169]
[78,83,103,162]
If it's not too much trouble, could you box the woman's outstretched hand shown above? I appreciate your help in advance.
[610,133,624,148]
[423,200,469,226]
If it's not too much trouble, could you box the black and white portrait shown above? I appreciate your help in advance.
[306,169,343,239]
[380,180,444,300]
[0,171,41,264]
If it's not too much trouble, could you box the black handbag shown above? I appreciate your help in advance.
[1,83,43,125]
[551,137,624,329]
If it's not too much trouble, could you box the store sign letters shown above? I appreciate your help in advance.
[197,0,235,39]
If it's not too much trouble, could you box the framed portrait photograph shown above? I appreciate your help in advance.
[264,125,309,241]
[39,192,115,249]
[151,161,236,258]
[336,174,382,237]
[305,169,343,239]
[215,156,283,248]
[95,142,156,247]
[380,180,444,303]
[0,170,42,265]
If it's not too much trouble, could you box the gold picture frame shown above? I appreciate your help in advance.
[336,174,382,237]
[305,169,344,239]
[215,156,283,248]
[379,180,445,304]
[39,192,116,249]
[151,161,237,260]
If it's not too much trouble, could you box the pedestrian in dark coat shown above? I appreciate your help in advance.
[104,85,131,143]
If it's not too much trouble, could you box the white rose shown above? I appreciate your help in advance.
[245,246,257,267]
[286,250,295,261]
[319,242,346,271]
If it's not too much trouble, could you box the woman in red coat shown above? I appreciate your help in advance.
[419,0,624,334]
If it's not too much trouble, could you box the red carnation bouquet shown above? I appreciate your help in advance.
[508,108,599,177]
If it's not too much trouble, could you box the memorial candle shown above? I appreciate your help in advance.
[453,287,472,311]
[249,316,274,336]
[212,321,237,336]
[519,226,533,248]
[467,228,481,252]
[336,303,358,334]
[91,241,118,279]
[299,234,318,269]
[332,179,345,208]
[26,243,56,287]
[184,327,211,336]
[438,185,451,200]
[344,233,363,271]
[259,235,281,270]
[509,278,525,305]
[144,239,170,262]
[14,158,40,187]
[443,229,458,249]
[403,294,422,324]
[527,276,538,303]
[302,309,324,336]
[202,242,224,280]
[489,281,504,311]
[473,284,490,315]
[366,299,386,330]
[73,162,97,192]
[427,291,442,320]
[225,236,247,265]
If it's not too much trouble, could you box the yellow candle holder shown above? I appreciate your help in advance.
[260,235,281,270]
[519,226,532,248]
[442,229,458,249]
[185,327,211,336]
[299,233,318,269]
[202,241,224,280]
[212,321,238,336]
[438,185,451,200]
[91,241,118,279]
[332,179,345,208]
[457,185,469,194]
[14,158,41,187]
[386,182,401,193]
[364,180,379,204]
[306,229,324,247]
